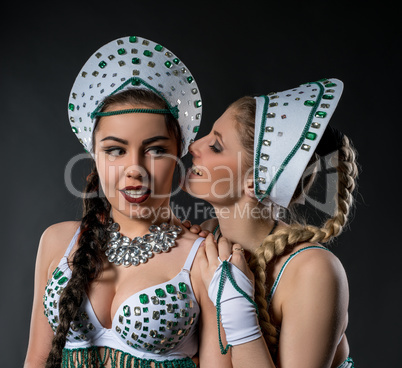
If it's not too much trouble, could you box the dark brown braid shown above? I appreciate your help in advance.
[45,166,110,368]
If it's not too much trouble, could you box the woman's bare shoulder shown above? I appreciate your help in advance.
[37,221,81,274]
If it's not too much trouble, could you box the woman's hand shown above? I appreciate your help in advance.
[181,219,210,238]
[198,233,254,290]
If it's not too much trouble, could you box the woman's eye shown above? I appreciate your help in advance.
[209,141,222,153]
[145,146,167,156]
[104,147,125,157]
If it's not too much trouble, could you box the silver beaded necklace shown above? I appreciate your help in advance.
[105,220,182,267]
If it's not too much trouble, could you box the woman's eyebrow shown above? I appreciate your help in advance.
[100,136,129,145]
[142,136,170,145]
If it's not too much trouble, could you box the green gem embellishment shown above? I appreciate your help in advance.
[129,36,137,43]
[117,48,126,55]
[195,100,202,108]
[123,305,131,317]
[154,44,163,52]
[306,132,317,140]
[325,83,337,88]
[193,126,199,133]
[143,50,153,57]
[173,58,180,64]
[139,294,149,304]
[315,111,327,118]
[304,100,315,107]
[155,288,166,298]
[323,94,334,100]
[187,76,194,83]
[98,61,107,69]
[179,282,187,293]
[132,58,140,64]
[54,270,63,280]
[58,276,68,285]
[68,103,75,112]
[166,284,176,294]
[165,61,172,68]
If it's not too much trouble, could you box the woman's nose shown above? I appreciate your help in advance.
[188,139,201,157]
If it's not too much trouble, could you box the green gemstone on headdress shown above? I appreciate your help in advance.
[68,103,75,111]
[186,76,194,83]
[143,50,153,57]
[123,305,131,317]
[315,111,327,118]
[71,127,78,134]
[117,48,126,55]
[154,44,163,51]
[98,61,107,69]
[129,36,137,43]
[155,288,166,298]
[139,294,149,304]
[193,126,199,133]
[173,58,180,64]
[323,94,334,100]
[179,282,187,293]
[195,100,202,108]
[166,284,176,294]
[306,132,317,140]
[132,58,140,64]
[304,100,315,107]
[325,83,337,87]
[165,61,172,68]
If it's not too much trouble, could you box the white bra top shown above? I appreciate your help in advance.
[43,226,204,361]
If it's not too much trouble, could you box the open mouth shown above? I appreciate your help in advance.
[191,164,203,176]
[119,186,151,203]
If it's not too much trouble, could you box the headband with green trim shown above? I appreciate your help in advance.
[68,36,202,157]
[253,78,344,208]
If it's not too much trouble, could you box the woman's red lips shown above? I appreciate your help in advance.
[119,186,151,204]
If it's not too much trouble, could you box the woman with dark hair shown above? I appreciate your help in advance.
[184,79,358,367]
[24,36,230,368]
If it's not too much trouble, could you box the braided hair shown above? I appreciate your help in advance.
[45,88,182,367]
[229,96,359,354]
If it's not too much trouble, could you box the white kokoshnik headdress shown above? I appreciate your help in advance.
[67,36,202,157]
[254,78,344,208]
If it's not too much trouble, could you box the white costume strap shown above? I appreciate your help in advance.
[63,226,81,258]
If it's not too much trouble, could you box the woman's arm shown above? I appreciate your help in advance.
[274,249,349,368]
[198,234,276,368]
[24,222,79,368]
[191,245,232,368]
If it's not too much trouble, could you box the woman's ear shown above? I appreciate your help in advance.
[244,177,257,199]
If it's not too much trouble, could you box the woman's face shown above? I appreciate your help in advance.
[184,107,250,206]
[94,104,178,220]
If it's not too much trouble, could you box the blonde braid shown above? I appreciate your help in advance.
[250,135,358,354]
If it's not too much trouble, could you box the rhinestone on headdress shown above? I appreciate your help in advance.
[105,221,182,267]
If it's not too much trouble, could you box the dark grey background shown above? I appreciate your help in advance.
[2,1,400,367]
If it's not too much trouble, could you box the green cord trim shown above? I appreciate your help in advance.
[267,245,330,305]
[62,346,196,368]
[94,108,172,117]
[216,260,259,354]
[255,82,325,201]
[254,95,269,202]
[90,77,180,120]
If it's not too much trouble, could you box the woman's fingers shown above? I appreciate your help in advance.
[230,244,255,282]
[217,237,232,262]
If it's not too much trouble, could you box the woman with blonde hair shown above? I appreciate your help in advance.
[184,78,358,367]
